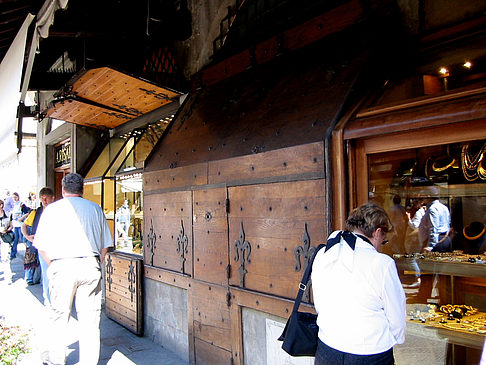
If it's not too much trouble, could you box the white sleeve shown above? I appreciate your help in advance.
[382,260,406,344]
[32,207,52,252]
[409,209,424,229]
[100,208,114,249]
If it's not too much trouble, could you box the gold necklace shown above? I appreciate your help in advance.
[479,159,486,180]
[432,158,456,172]
[461,144,486,182]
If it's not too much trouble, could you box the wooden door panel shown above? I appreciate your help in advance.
[195,338,232,365]
[228,179,327,299]
[143,191,192,274]
[104,252,143,335]
[192,281,232,351]
[208,141,325,184]
[193,188,229,285]
[143,163,208,191]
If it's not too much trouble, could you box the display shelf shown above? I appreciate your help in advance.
[395,258,486,279]
[407,320,485,349]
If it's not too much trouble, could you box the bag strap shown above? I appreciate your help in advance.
[291,242,325,313]
[291,230,362,313]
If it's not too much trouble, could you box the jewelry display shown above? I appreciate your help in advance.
[432,158,457,172]
[393,251,486,264]
[408,304,486,336]
[461,143,486,181]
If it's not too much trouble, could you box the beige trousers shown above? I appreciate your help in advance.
[47,257,102,365]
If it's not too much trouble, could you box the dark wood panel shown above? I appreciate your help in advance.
[228,179,327,299]
[208,141,324,184]
[194,338,233,365]
[199,0,363,88]
[105,306,138,333]
[345,93,486,140]
[144,163,207,192]
[106,279,137,301]
[231,287,315,319]
[193,188,229,285]
[143,191,193,274]
[192,281,232,352]
[144,265,190,289]
[104,252,143,335]
[105,297,138,322]
[106,288,137,311]
[144,28,366,173]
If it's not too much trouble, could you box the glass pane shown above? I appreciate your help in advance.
[86,137,126,178]
[83,180,102,206]
[103,179,115,239]
[106,137,135,177]
[368,140,486,363]
[114,173,143,254]
[120,132,152,172]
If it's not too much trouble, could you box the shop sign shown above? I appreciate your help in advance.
[55,141,71,168]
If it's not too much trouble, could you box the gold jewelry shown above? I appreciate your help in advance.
[461,144,486,182]
[463,226,486,240]
[479,160,486,180]
[432,158,456,172]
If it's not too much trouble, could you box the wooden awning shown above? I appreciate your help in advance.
[46,67,181,129]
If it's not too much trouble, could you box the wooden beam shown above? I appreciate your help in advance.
[196,0,364,88]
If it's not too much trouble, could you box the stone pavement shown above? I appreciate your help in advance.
[0,243,186,365]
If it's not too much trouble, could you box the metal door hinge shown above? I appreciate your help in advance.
[226,291,231,307]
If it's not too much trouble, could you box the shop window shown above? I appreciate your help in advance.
[84,119,172,255]
[115,173,143,254]
[369,140,486,257]
[368,139,486,363]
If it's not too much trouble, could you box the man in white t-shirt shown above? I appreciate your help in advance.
[34,173,113,365]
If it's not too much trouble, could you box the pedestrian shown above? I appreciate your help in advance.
[10,192,31,260]
[311,202,406,365]
[34,173,113,365]
[27,191,39,209]
[3,191,15,216]
[419,186,452,252]
[389,194,408,253]
[0,199,15,260]
[21,187,55,292]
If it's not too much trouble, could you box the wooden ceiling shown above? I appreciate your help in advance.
[46,67,180,129]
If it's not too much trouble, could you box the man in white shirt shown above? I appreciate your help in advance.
[35,173,113,365]
[419,186,452,252]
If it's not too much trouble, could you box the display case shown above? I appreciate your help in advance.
[363,136,486,364]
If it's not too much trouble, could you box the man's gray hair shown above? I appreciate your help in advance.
[62,173,84,195]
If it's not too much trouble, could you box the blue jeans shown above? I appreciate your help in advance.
[315,340,394,365]
[11,227,24,259]
[39,254,50,305]
[25,266,41,284]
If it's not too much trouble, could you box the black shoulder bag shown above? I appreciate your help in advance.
[277,242,325,357]
[278,231,354,357]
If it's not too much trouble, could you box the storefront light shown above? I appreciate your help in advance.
[439,67,449,76]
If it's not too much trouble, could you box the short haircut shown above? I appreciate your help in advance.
[39,187,54,197]
[62,173,84,195]
[393,195,401,205]
[13,192,19,198]
[345,202,393,238]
